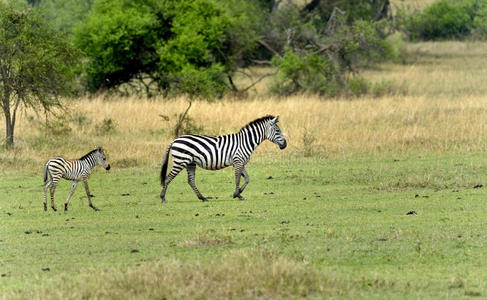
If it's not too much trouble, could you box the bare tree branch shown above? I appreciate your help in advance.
[257,39,282,59]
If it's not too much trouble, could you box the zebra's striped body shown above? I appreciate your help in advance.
[43,147,110,211]
[160,115,287,202]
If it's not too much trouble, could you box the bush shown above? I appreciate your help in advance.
[271,50,342,96]
[400,0,480,40]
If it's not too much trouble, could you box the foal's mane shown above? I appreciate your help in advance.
[239,115,275,132]
[79,147,102,160]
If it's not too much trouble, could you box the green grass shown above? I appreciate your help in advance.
[1,153,487,298]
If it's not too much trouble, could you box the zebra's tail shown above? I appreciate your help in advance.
[43,162,49,183]
[160,144,172,186]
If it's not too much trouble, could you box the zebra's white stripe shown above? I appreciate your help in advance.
[159,115,287,202]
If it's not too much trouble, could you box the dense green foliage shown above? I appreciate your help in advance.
[73,0,162,93]
[71,0,394,97]
[35,0,92,34]
[265,3,395,96]
[0,2,80,146]
[74,0,264,98]
[3,0,395,98]
[400,0,487,40]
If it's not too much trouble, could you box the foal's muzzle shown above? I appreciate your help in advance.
[105,164,111,171]
[279,140,287,150]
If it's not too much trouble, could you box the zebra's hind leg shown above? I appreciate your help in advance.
[83,180,99,211]
[64,181,78,211]
[43,180,52,211]
[186,164,208,202]
[160,164,184,203]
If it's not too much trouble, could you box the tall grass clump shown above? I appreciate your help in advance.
[12,250,340,299]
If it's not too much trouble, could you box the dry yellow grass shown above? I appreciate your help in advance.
[390,0,437,11]
[363,41,487,98]
[2,41,487,170]
[3,93,487,170]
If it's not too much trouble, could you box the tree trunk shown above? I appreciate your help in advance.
[4,108,14,147]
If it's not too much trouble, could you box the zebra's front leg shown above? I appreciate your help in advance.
[239,167,250,195]
[187,164,208,202]
[64,181,78,211]
[233,163,245,200]
[83,180,99,211]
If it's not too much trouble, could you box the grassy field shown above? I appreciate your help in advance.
[3,40,487,298]
[2,154,487,298]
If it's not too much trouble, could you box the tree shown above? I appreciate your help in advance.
[0,2,80,147]
[256,1,394,96]
[74,0,264,98]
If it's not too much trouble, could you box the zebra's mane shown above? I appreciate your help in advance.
[79,147,101,160]
[240,115,275,132]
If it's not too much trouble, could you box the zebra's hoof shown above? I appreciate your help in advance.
[64,204,68,211]
[201,198,209,202]
[90,205,99,211]
[43,204,47,211]
[238,196,245,201]
[52,207,57,212]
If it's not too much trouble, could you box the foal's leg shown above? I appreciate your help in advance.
[49,178,60,211]
[64,181,78,211]
[83,179,99,211]
[186,163,208,202]
[43,179,52,211]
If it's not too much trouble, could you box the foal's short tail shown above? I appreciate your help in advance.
[43,162,49,183]
[160,144,172,186]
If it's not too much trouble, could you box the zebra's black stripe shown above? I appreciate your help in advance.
[43,147,110,212]
[160,115,287,202]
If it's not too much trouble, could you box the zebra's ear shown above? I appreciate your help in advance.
[270,115,279,125]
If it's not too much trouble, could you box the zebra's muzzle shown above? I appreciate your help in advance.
[105,165,111,171]
[279,141,287,150]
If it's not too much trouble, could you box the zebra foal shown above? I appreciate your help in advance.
[160,115,287,202]
[43,147,111,211]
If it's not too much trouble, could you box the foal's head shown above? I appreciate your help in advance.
[93,147,111,170]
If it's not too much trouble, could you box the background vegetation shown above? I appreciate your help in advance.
[3,0,487,298]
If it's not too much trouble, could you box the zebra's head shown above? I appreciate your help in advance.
[94,147,111,170]
[266,116,287,150]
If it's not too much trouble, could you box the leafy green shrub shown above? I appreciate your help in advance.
[348,76,368,97]
[470,1,487,37]
[401,0,473,40]
[271,50,342,96]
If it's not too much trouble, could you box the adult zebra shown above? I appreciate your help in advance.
[43,147,111,212]
[160,115,287,202]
